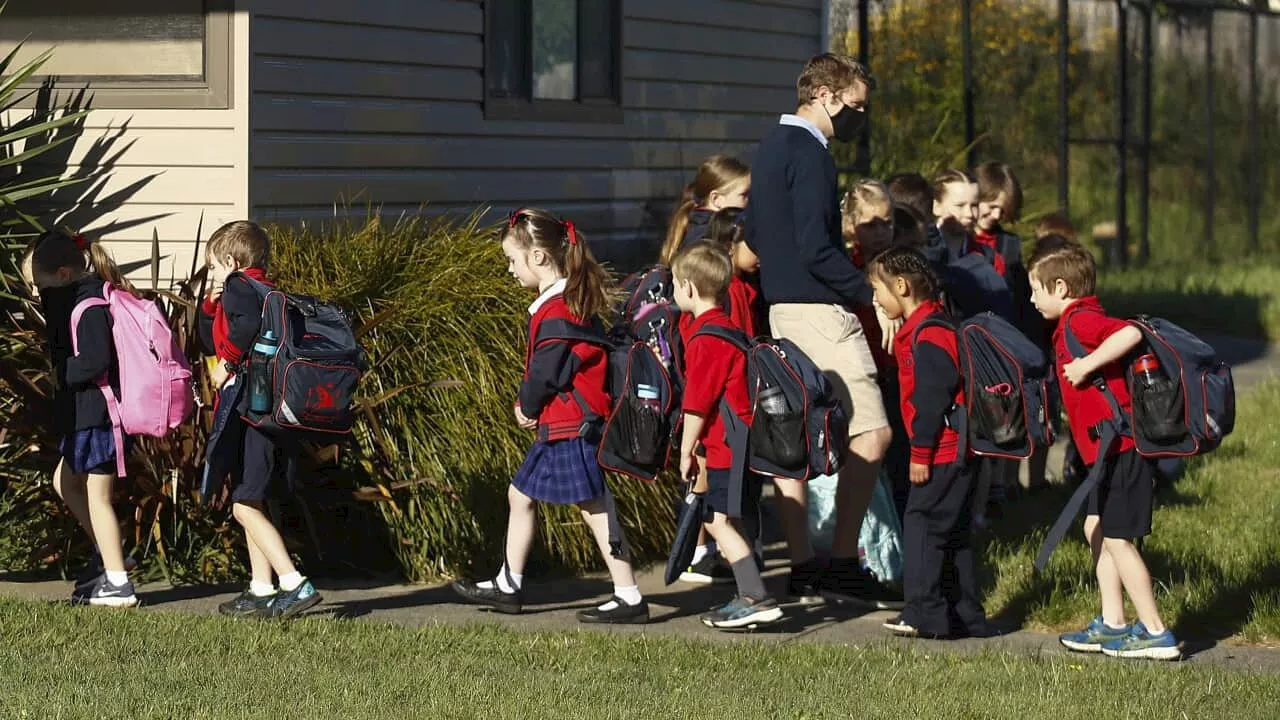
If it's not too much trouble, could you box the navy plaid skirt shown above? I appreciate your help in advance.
[512,438,607,505]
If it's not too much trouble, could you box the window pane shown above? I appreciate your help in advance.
[579,0,618,101]
[0,0,204,81]
[532,0,577,100]
[486,0,529,99]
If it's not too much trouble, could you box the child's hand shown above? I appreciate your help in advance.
[514,404,537,430]
[209,362,229,389]
[874,302,902,355]
[1062,357,1094,388]
[909,462,930,486]
[679,452,697,484]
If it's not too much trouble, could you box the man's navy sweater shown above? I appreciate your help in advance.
[746,123,873,306]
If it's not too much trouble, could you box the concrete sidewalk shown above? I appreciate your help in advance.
[2,335,1277,673]
[3,553,1279,675]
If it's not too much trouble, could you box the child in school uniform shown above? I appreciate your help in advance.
[677,207,763,584]
[1027,240,1180,660]
[867,246,988,639]
[660,155,751,265]
[200,220,321,618]
[453,208,648,625]
[22,230,139,606]
[672,242,783,629]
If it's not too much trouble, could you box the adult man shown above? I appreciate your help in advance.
[746,53,899,607]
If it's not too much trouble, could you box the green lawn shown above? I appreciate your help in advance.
[1098,262,1280,342]
[981,379,1280,644]
[0,599,1276,720]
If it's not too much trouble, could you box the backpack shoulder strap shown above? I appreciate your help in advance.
[69,290,111,356]
[909,315,954,349]
[69,285,128,477]
[1061,305,1131,434]
[909,314,967,458]
[690,323,751,352]
[534,317,613,351]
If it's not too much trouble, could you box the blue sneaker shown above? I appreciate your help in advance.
[1101,621,1181,661]
[1059,615,1130,653]
[270,579,321,618]
[701,595,783,630]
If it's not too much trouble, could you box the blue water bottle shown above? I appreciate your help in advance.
[249,330,279,414]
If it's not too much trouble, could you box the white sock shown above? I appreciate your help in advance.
[279,572,304,592]
[599,584,640,604]
[691,544,712,565]
[104,570,129,586]
[496,564,523,593]
[249,581,276,597]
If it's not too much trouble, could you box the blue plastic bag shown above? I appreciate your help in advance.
[807,470,903,586]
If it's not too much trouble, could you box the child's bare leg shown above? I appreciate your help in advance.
[771,477,814,564]
[693,457,716,561]
[1104,537,1167,633]
[578,496,637,589]
[504,484,538,578]
[241,523,274,588]
[232,502,297,579]
[704,513,767,600]
[84,473,125,573]
[1086,515,1125,626]
[52,460,94,543]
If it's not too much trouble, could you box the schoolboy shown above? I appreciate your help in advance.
[1027,239,1180,660]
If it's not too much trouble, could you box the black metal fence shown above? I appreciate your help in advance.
[831,0,1280,266]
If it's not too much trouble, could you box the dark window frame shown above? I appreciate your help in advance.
[7,0,233,111]
[484,0,623,124]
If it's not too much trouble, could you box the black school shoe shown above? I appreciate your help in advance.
[786,559,825,605]
[820,562,904,610]
[451,579,523,614]
[576,596,650,625]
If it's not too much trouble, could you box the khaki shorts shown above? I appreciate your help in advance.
[769,303,888,439]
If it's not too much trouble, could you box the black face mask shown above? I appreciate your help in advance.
[827,102,866,143]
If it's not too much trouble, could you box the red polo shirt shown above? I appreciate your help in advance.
[681,308,751,469]
[1053,296,1136,464]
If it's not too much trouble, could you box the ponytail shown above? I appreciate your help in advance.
[660,195,696,266]
[28,229,136,296]
[86,240,137,296]
[506,208,611,321]
[561,223,611,320]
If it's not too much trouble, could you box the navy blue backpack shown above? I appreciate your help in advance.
[922,226,1015,322]
[692,325,849,485]
[1035,310,1235,571]
[914,312,1057,461]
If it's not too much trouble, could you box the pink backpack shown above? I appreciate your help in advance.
[71,283,195,476]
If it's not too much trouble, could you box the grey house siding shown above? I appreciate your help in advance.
[249,0,822,268]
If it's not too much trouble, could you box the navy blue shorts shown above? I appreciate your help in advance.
[511,438,606,505]
[1087,450,1155,540]
[704,468,763,519]
[230,425,294,504]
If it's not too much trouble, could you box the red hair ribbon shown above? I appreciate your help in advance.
[564,220,578,246]
[507,209,527,228]
[72,233,89,250]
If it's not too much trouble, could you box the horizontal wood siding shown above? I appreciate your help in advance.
[249,0,822,270]
[7,10,251,284]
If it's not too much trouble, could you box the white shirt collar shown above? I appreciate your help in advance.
[779,114,828,148]
[528,278,567,316]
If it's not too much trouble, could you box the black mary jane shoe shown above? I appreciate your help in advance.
[576,596,650,625]
[451,579,523,614]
